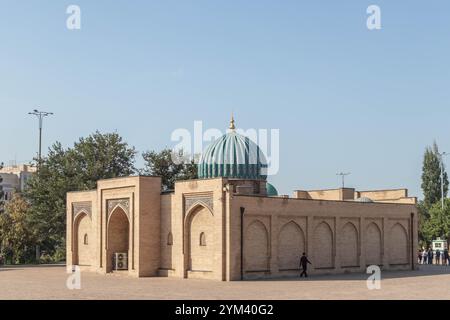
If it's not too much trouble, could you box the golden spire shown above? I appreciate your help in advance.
[229,113,236,130]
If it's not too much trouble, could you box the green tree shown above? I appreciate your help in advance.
[72,132,137,190]
[418,200,429,244]
[421,142,449,208]
[24,131,136,259]
[142,149,198,190]
[0,193,35,264]
[422,199,450,243]
[0,162,4,214]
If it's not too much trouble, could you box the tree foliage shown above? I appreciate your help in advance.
[142,149,198,190]
[421,142,449,208]
[417,200,429,245]
[421,199,450,243]
[72,132,137,190]
[0,193,35,264]
[24,131,136,259]
[0,162,4,214]
[419,142,450,245]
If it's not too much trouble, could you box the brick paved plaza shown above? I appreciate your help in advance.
[1,265,450,300]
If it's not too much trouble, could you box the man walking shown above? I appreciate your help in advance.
[428,248,434,265]
[300,253,312,278]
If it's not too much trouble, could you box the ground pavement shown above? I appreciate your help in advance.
[0,264,449,300]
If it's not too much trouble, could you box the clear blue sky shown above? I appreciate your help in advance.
[1,0,449,198]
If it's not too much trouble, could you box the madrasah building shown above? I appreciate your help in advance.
[66,118,418,281]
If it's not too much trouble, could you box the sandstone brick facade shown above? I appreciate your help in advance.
[67,176,418,281]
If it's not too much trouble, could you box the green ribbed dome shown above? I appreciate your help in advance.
[266,183,278,197]
[198,118,268,180]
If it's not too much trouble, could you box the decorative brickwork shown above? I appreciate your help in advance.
[73,201,92,220]
[107,198,130,220]
[184,193,213,214]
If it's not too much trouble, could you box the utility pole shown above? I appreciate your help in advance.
[28,109,53,264]
[438,151,448,210]
[28,109,54,169]
[337,172,351,189]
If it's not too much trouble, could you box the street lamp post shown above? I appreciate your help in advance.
[28,109,54,169]
[438,151,448,210]
[28,109,53,264]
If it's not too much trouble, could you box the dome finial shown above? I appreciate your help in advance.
[229,113,236,130]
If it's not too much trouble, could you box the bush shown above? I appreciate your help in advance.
[39,252,53,264]
[52,246,66,263]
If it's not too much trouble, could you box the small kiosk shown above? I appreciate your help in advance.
[432,238,448,253]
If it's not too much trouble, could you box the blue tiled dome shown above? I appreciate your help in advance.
[266,183,279,197]
[198,118,268,180]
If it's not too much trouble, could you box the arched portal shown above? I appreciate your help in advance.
[366,223,382,266]
[107,207,130,272]
[389,223,408,265]
[244,220,270,272]
[340,222,359,267]
[278,221,305,271]
[314,222,334,269]
[186,205,215,274]
[73,212,92,266]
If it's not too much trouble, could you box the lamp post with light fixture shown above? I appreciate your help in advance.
[28,109,54,169]
[28,109,53,263]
